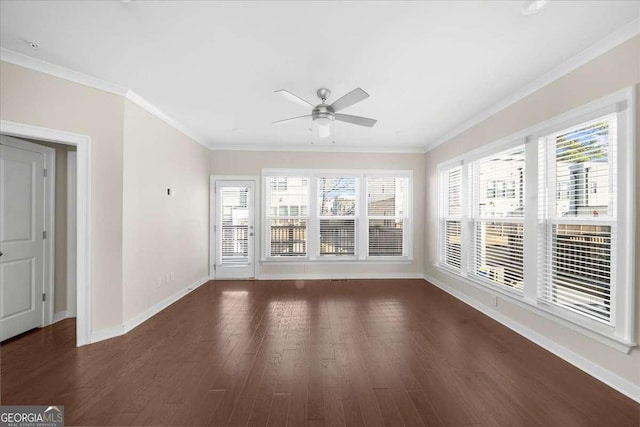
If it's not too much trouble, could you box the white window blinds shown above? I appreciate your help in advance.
[266,176,309,257]
[367,176,409,257]
[220,186,250,265]
[435,89,634,347]
[441,167,462,270]
[318,177,357,256]
[538,114,617,323]
[471,146,525,292]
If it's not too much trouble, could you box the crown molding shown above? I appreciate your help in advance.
[0,48,211,149]
[0,47,127,96]
[424,18,640,152]
[208,143,426,154]
[123,90,208,148]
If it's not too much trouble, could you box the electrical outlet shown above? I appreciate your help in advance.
[156,277,162,288]
[170,272,175,282]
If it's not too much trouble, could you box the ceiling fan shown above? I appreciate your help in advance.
[273,87,377,143]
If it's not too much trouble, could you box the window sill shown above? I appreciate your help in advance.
[432,263,636,354]
[261,257,413,264]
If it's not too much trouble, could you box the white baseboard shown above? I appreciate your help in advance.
[423,274,640,403]
[89,276,210,344]
[256,272,425,280]
[122,276,210,334]
[90,324,124,344]
[52,310,73,324]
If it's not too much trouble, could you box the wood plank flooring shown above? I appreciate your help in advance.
[1,279,638,426]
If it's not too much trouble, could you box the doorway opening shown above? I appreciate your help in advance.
[1,121,91,346]
[1,135,77,342]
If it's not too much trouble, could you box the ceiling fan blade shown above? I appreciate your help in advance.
[330,88,370,112]
[334,113,377,127]
[275,89,315,109]
[272,115,311,125]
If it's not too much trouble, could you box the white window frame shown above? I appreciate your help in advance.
[437,162,464,273]
[263,172,311,259]
[469,144,527,296]
[262,169,413,263]
[365,174,413,260]
[435,87,636,352]
[316,174,360,260]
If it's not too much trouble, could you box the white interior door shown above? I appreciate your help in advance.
[0,138,45,341]
[214,180,255,279]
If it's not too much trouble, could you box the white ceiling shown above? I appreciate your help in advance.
[1,1,638,151]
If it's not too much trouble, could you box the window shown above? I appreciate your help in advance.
[220,187,249,264]
[367,176,409,257]
[538,114,616,323]
[266,176,309,257]
[436,88,634,349]
[263,170,412,260]
[471,146,525,292]
[440,166,462,270]
[318,177,357,256]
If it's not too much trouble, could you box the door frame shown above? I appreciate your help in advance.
[67,151,77,318]
[1,136,56,328]
[1,120,92,347]
[209,175,260,280]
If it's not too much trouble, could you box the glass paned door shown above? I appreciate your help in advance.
[214,180,255,279]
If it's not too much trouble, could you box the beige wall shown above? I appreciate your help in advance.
[1,61,125,332]
[424,36,640,386]
[210,150,425,277]
[122,100,210,321]
[0,61,211,335]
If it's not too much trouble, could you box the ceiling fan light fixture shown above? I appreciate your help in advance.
[312,116,334,143]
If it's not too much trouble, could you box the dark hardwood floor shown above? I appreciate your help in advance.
[1,279,638,426]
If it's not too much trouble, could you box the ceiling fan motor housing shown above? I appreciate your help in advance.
[312,104,335,121]
[312,88,334,121]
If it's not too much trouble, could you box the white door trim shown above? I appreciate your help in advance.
[0,136,56,327]
[0,120,91,347]
[67,151,77,318]
[210,175,260,280]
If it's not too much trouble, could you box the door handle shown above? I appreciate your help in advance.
[0,251,3,256]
